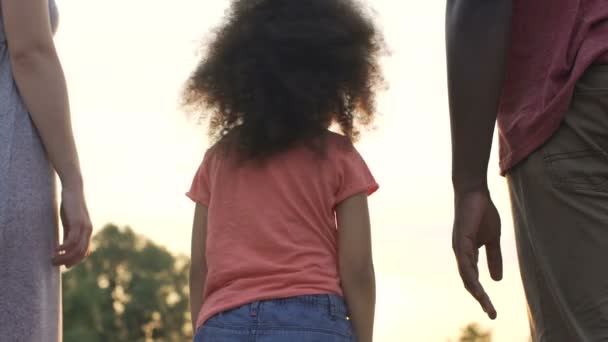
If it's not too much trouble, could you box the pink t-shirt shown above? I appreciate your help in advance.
[187,132,378,329]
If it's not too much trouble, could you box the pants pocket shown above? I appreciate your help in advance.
[544,150,608,192]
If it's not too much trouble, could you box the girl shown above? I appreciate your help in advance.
[185,0,384,341]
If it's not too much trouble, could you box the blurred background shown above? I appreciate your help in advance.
[55,0,529,340]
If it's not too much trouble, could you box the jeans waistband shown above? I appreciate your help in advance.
[249,294,349,318]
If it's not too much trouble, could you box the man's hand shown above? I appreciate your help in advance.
[53,187,93,268]
[452,190,503,319]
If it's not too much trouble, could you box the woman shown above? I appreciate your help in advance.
[0,0,92,340]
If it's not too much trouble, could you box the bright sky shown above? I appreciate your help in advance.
[54,0,529,340]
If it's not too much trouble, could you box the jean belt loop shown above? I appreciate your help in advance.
[327,294,337,320]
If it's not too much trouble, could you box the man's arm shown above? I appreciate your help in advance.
[446,0,512,192]
[446,0,512,320]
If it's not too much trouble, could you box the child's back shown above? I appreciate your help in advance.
[188,132,377,328]
[184,0,384,341]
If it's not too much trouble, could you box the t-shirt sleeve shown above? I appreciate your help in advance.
[186,150,212,206]
[334,144,379,205]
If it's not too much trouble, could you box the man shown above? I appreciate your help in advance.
[446,0,608,341]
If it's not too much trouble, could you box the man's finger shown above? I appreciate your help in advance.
[467,279,497,320]
[457,252,497,320]
[462,265,496,319]
[486,241,503,281]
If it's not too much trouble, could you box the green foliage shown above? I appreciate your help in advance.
[63,224,192,342]
[458,323,493,342]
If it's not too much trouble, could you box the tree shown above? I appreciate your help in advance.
[454,323,493,342]
[63,224,192,342]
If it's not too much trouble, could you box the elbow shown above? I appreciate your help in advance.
[9,42,57,71]
[340,261,375,286]
[189,263,207,281]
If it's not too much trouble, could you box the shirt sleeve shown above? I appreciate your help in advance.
[334,144,379,205]
[186,150,212,206]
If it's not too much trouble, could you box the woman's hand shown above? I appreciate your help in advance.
[52,186,93,268]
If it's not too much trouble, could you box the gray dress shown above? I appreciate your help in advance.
[0,1,61,341]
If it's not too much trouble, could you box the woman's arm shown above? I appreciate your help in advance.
[190,203,209,334]
[2,0,92,267]
[336,193,376,342]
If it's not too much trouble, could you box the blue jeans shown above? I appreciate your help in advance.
[193,294,357,342]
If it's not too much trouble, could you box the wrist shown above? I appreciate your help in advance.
[452,177,489,196]
[60,172,84,192]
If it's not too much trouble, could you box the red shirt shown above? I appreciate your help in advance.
[498,0,608,174]
[187,132,378,329]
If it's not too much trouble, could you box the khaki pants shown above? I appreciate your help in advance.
[507,65,608,342]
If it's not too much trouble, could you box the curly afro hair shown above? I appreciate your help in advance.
[183,0,385,160]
